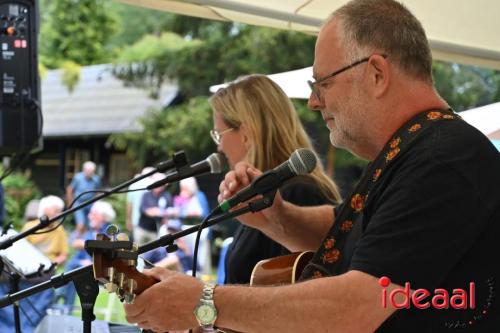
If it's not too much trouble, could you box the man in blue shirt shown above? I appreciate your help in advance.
[136,173,173,245]
[66,161,101,234]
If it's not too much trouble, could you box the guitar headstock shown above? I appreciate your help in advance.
[86,225,157,303]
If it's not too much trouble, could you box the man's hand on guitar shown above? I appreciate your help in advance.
[124,267,202,332]
[218,161,286,231]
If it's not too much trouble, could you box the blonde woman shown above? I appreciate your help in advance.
[209,74,341,284]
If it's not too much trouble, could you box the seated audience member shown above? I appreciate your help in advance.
[56,201,115,314]
[23,196,69,266]
[0,196,68,333]
[136,173,173,245]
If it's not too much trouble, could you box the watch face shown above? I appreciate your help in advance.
[196,304,216,324]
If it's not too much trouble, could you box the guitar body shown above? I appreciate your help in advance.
[218,252,314,333]
[250,251,314,286]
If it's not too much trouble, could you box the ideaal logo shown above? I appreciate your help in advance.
[379,276,475,310]
[379,276,495,329]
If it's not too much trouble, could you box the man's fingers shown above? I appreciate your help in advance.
[142,266,171,280]
[124,303,146,320]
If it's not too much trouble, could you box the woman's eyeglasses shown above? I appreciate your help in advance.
[210,127,235,145]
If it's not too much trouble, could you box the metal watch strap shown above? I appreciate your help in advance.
[195,283,218,330]
[201,283,216,302]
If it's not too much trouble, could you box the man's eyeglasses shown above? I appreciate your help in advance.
[210,127,235,145]
[308,55,387,101]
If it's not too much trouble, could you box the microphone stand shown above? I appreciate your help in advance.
[1,255,27,333]
[0,150,188,251]
[0,191,277,332]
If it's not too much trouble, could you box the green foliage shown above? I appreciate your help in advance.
[107,1,172,49]
[114,32,203,98]
[105,193,127,232]
[113,22,316,98]
[39,63,48,80]
[2,170,42,230]
[109,97,215,167]
[433,61,500,111]
[61,61,81,93]
[40,0,118,68]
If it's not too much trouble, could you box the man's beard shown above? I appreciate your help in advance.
[328,88,365,150]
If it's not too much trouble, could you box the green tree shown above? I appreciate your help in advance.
[60,61,81,93]
[114,32,203,98]
[433,61,499,111]
[107,2,173,49]
[40,0,118,68]
[113,21,315,98]
[2,169,41,230]
[109,97,215,167]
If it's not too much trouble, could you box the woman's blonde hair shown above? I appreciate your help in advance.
[209,74,340,202]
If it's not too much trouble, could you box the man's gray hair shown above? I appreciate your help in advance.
[328,0,433,82]
[37,195,65,218]
[83,161,96,171]
[91,201,116,222]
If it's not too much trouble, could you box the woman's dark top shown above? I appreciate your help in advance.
[224,175,335,284]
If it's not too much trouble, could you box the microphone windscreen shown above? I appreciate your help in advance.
[206,152,228,174]
[290,148,317,175]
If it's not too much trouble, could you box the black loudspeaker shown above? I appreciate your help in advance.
[0,0,41,155]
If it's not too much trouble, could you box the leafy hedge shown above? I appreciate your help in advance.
[2,170,41,230]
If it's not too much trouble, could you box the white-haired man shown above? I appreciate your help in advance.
[0,195,69,332]
[57,201,115,314]
[23,195,69,265]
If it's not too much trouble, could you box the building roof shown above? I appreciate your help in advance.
[41,64,178,138]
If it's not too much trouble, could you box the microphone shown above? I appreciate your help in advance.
[216,148,317,214]
[147,152,227,190]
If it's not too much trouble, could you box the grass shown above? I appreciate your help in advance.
[73,288,127,324]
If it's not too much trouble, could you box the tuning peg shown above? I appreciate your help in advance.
[127,278,137,294]
[108,266,115,281]
[117,272,126,289]
[128,243,139,267]
[104,282,118,293]
[123,293,136,304]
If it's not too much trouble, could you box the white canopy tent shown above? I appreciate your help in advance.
[209,66,313,99]
[118,0,500,70]
[460,102,500,138]
[459,102,500,151]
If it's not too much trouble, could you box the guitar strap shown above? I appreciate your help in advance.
[300,108,460,280]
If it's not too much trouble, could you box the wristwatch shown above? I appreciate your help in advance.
[193,283,218,330]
